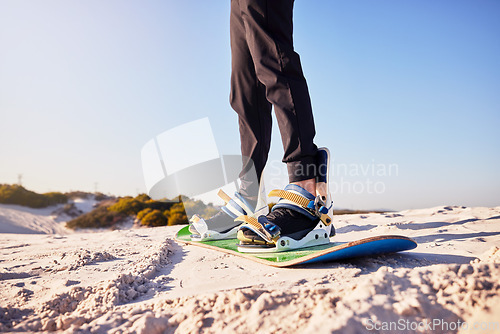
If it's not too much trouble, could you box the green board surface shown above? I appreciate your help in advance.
[175,225,418,267]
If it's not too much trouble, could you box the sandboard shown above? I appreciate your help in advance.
[175,225,417,267]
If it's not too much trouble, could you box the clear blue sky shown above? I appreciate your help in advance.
[1,0,499,210]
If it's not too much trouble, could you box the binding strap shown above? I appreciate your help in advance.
[216,189,249,218]
[217,189,254,218]
[217,189,232,204]
[189,214,208,235]
[235,215,280,243]
[269,189,310,208]
[268,189,332,226]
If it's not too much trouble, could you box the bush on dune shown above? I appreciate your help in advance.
[146,199,175,212]
[107,197,145,216]
[165,203,188,226]
[44,192,68,204]
[142,196,218,227]
[66,205,127,229]
[93,192,112,201]
[140,209,168,227]
[107,194,192,227]
[0,184,68,208]
[64,191,112,201]
[136,208,153,221]
[65,191,92,200]
[135,193,151,202]
[67,193,220,229]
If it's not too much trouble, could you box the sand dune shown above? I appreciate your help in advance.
[0,196,98,235]
[0,205,499,333]
[0,203,68,235]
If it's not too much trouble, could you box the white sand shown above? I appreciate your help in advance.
[1,205,499,333]
[0,196,97,235]
[0,203,68,235]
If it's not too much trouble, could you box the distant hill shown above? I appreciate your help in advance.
[0,184,113,208]
[0,184,68,208]
[332,208,386,215]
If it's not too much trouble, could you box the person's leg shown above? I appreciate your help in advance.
[235,0,335,247]
[237,0,318,187]
[230,0,273,203]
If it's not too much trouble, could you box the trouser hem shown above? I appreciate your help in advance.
[287,156,317,183]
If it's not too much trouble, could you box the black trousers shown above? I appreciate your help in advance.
[230,0,318,198]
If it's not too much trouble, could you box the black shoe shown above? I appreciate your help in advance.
[240,207,319,243]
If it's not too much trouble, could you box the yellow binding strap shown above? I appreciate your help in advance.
[268,189,332,226]
[217,189,232,204]
[235,215,280,243]
[268,190,310,208]
[235,215,260,230]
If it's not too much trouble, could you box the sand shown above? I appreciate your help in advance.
[1,204,499,333]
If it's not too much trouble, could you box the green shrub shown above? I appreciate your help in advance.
[136,208,153,221]
[66,205,126,229]
[0,184,68,208]
[65,191,92,200]
[65,191,111,201]
[145,199,174,212]
[44,192,68,205]
[165,203,188,226]
[94,192,111,201]
[140,209,168,227]
[107,197,144,215]
[135,193,151,202]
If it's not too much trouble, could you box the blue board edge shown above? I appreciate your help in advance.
[301,238,417,265]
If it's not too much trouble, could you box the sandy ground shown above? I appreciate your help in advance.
[1,205,499,333]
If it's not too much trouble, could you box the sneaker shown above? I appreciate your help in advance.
[189,189,267,241]
[237,147,334,252]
